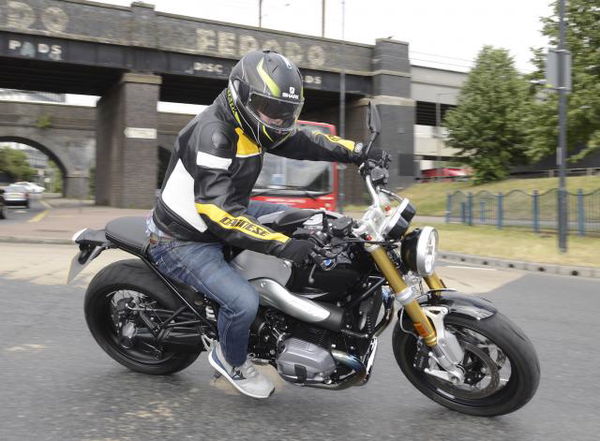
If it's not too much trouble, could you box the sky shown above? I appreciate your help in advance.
[91,0,553,73]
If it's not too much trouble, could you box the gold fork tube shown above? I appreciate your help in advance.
[369,247,437,346]
[424,273,446,291]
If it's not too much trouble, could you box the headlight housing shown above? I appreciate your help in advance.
[400,226,439,275]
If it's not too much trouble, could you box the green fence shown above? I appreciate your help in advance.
[446,188,600,235]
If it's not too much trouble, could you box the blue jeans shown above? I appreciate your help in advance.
[147,201,289,367]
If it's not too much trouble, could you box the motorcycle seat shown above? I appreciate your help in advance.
[105,216,148,256]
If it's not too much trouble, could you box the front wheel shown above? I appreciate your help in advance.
[393,312,540,416]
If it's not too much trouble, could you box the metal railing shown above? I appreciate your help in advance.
[446,188,600,235]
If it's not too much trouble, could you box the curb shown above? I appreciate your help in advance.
[0,236,72,245]
[439,250,600,279]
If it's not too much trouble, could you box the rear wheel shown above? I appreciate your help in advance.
[0,205,5,219]
[393,312,540,416]
[84,259,202,375]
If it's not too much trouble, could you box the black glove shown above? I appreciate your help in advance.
[353,143,387,165]
[278,239,315,265]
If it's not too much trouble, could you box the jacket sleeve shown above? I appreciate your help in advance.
[270,127,362,163]
[191,122,291,255]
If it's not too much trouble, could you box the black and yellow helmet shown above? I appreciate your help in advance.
[227,50,304,150]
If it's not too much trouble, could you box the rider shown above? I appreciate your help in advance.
[147,49,383,399]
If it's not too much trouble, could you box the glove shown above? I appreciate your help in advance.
[278,239,315,265]
[353,143,387,165]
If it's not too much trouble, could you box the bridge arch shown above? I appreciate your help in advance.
[0,129,91,198]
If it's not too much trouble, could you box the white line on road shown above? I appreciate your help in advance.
[445,265,497,271]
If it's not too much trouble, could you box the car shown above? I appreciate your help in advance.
[14,181,45,193]
[3,184,30,208]
[0,189,6,219]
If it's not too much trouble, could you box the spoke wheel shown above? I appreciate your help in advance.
[102,289,175,365]
[85,259,202,375]
[393,311,540,416]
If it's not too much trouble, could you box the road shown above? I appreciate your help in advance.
[1,242,599,441]
[1,194,47,224]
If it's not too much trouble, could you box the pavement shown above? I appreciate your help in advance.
[2,241,600,441]
[1,197,599,278]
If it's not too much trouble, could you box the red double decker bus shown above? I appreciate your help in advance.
[251,121,339,211]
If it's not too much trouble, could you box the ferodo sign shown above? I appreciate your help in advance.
[1,0,335,70]
[195,30,326,69]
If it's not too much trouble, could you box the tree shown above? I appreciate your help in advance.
[0,146,36,181]
[526,0,600,161]
[444,46,530,183]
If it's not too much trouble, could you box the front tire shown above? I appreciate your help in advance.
[393,312,540,416]
[84,259,202,375]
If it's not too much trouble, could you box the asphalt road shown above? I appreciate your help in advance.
[1,243,599,441]
[1,195,46,224]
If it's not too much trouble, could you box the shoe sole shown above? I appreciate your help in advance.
[208,350,275,399]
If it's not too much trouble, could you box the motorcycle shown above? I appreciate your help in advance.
[68,102,539,416]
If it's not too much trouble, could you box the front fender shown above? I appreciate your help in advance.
[427,291,497,320]
[398,291,497,326]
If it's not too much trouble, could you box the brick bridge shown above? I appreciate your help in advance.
[1,0,416,207]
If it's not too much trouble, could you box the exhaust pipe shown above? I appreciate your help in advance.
[251,278,343,332]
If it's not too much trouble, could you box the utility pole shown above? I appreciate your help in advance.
[338,0,346,213]
[557,0,568,253]
[321,0,326,37]
[258,0,263,27]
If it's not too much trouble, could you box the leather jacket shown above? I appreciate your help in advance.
[153,89,361,257]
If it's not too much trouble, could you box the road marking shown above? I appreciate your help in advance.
[28,209,49,223]
[40,200,51,209]
[445,265,497,271]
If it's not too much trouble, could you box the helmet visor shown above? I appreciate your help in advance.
[247,92,303,130]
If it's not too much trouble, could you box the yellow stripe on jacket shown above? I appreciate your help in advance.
[196,203,289,243]
[235,128,261,157]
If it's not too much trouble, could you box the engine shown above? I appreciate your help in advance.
[250,310,342,385]
[276,337,337,384]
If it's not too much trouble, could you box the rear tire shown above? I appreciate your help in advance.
[84,259,202,375]
[393,312,540,416]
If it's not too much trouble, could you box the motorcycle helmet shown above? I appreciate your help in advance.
[227,50,304,150]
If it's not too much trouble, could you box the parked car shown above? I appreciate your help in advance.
[0,189,6,219]
[14,181,45,193]
[3,184,30,208]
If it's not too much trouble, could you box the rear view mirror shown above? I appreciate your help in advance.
[367,101,381,134]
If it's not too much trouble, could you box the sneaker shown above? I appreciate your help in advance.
[208,343,275,399]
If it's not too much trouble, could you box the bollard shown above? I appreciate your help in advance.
[577,189,585,236]
[532,190,540,233]
[497,192,504,230]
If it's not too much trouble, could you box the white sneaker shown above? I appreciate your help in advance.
[208,343,275,399]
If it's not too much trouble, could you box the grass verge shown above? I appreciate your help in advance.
[413,221,600,268]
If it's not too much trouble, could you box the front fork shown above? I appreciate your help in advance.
[369,247,464,381]
[369,247,440,345]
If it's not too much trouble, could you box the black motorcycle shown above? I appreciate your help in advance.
[69,103,539,416]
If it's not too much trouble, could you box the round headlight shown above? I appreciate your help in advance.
[400,226,439,275]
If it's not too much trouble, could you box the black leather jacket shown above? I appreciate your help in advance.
[153,90,361,257]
